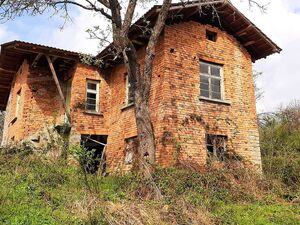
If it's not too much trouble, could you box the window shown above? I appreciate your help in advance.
[206,30,217,42]
[86,80,100,112]
[125,74,135,106]
[15,89,21,117]
[200,62,223,100]
[206,134,227,160]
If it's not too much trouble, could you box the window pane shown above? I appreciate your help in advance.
[200,63,209,74]
[211,66,220,77]
[87,82,97,90]
[87,98,96,105]
[200,75,209,84]
[211,78,220,86]
[200,83,209,91]
[86,104,96,111]
[211,84,221,93]
[87,93,96,99]
[201,90,209,98]
[212,92,221,99]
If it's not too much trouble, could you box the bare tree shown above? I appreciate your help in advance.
[0,0,266,170]
[253,70,264,101]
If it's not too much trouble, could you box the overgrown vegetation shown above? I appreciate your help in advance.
[0,111,4,143]
[0,102,299,224]
[259,101,300,190]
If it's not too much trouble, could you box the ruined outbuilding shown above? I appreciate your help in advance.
[0,1,281,171]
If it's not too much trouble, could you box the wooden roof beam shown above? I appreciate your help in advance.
[31,53,43,68]
[0,68,16,74]
[236,25,252,36]
[163,0,226,12]
[244,40,256,47]
[52,56,58,64]
[10,45,77,60]
[185,7,200,19]
[45,55,71,124]
[0,84,10,89]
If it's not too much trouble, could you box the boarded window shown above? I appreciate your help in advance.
[200,62,223,100]
[125,74,135,106]
[206,134,227,160]
[86,80,100,112]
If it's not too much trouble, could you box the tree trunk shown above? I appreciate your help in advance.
[109,0,172,169]
[135,86,156,164]
[122,42,156,167]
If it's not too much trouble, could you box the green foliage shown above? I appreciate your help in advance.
[260,101,300,189]
[0,146,83,224]
[216,203,300,225]
[1,113,300,225]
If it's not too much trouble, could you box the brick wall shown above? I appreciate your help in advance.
[2,59,66,144]
[157,22,261,167]
[69,64,110,143]
[2,20,261,170]
[105,35,166,171]
[2,60,28,144]
[104,22,261,171]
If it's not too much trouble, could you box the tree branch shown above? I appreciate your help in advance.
[97,0,110,9]
[247,0,269,12]
[122,0,137,35]
[141,0,172,99]
[55,0,112,19]
[108,0,122,28]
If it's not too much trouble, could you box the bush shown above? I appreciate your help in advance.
[259,101,300,189]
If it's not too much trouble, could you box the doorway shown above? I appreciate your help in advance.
[80,135,108,174]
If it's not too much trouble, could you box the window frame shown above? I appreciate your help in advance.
[15,88,22,118]
[85,79,100,113]
[125,74,135,106]
[206,134,228,160]
[199,61,224,101]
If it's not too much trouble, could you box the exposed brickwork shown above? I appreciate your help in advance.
[70,64,110,136]
[2,60,29,143]
[157,22,261,167]
[2,21,261,170]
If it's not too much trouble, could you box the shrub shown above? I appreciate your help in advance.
[259,101,300,189]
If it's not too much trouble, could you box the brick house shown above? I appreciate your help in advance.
[0,1,281,171]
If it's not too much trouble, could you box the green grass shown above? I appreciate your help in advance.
[0,152,84,224]
[0,145,299,225]
[215,203,300,225]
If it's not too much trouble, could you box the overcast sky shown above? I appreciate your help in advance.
[0,0,299,113]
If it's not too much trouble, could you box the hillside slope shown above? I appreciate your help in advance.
[0,144,299,225]
[0,102,300,224]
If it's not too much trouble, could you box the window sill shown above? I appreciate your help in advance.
[84,111,103,116]
[10,117,17,125]
[199,97,231,105]
[121,103,135,111]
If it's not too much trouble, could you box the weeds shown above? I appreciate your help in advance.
[1,101,300,225]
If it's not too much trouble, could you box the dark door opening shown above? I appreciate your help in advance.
[80,135,108,174]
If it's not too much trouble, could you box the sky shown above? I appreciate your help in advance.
[0,0,299,113]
